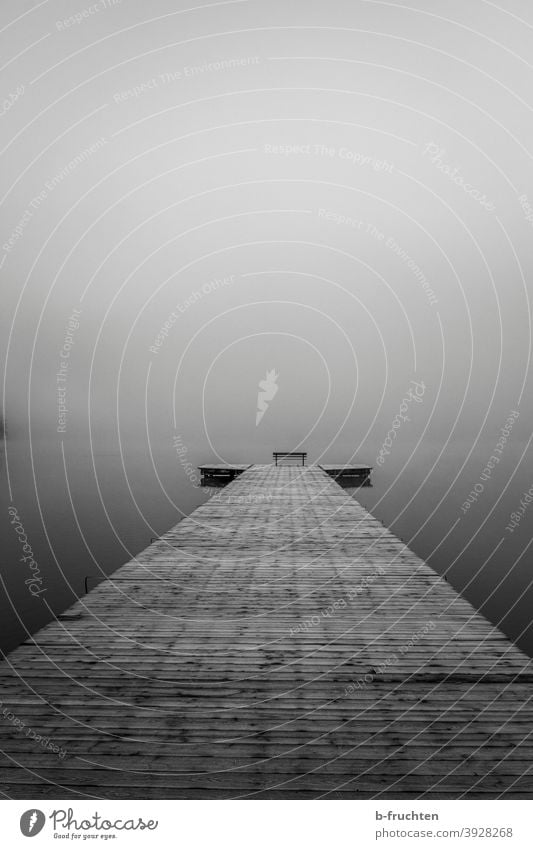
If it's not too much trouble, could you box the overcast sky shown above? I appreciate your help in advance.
[1,0,532,465]
[1,0,533,536]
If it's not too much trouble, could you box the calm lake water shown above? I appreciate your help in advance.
[2,436,532,658]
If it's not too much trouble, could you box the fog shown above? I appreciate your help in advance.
[1,0,533,655]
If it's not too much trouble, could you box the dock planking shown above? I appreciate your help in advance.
[1,464,532,799]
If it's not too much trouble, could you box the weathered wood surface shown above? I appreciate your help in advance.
[1,465,532,799]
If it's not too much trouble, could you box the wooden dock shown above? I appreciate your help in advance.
[1,464,532,799]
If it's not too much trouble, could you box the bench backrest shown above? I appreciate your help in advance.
[273,452,307,466]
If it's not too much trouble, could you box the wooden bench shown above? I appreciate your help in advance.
[273,451,307,466]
